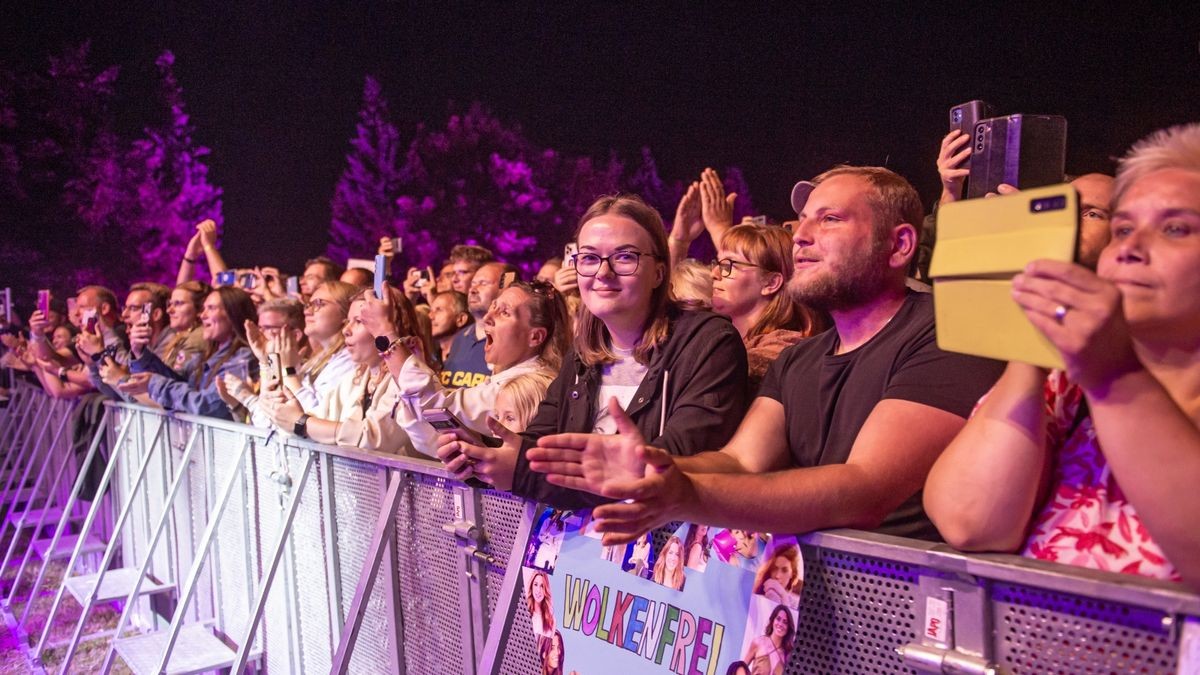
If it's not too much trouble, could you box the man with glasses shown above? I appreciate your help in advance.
[441,261,518,387]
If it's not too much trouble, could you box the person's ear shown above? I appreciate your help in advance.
[891,223,919,272]
[455,312,470,329]
[760,271,784,296]
[527,326,547,349]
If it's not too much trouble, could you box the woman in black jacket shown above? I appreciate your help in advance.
[435,194,750,509]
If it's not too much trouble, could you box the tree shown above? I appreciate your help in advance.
[327,76,403,263]
[0,44,222,305]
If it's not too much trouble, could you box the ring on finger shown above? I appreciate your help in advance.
[1054,304,1069,323]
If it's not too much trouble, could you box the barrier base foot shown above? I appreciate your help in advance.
[114,624,260,675]
[64,567,175,604]
[31,533,105,560]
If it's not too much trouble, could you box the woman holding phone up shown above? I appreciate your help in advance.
[433,194,750,505]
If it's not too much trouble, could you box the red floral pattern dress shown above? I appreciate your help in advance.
[1019,371,1181,581]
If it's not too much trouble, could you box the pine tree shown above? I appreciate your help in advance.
[327,76,403,264]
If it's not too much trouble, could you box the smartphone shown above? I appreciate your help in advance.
[564,243,578,269]
[82,308,98,333]
[262,352,283,391]
[1,289,10,325]
[374,253,388,299]
[37,289,50,317]
[141,302,153,325]
[949,100,997,200]
[286,275,299,297]
[238,272,258,290]
[747,215,767,226]
[949,100,996,138]
[215,270,236,287]
[423,407,491,488]
[391,237,403,255]
[415,269,432,289]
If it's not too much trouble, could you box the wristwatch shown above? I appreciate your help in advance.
[374,334,401,355]
[293,413,311,439]
[284,366,297,376]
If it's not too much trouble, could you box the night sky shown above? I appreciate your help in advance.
[5,2,1200,273]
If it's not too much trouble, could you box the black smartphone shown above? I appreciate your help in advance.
[423,407,492,488]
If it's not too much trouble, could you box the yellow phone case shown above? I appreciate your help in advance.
[930,184,1078,369]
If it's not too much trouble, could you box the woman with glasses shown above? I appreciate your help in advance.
[220,281,358,423]
[434,194,750,507]
[361,277,569,457]
[117,286,257,420]
[711,224,825,388]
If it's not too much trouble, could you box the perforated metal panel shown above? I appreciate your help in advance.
[288,450,335,673]
[393,471,467,675]
[991,581,1177,674]
[330,455,394,673]
[788,544,920,674]
[479,490,525,619]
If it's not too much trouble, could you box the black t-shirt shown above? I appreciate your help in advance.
[758,291,1004,540]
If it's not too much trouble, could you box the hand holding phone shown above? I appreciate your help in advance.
[37,289,50,317]
[563,243,578,269]
[374,253,388,299]
[425,407,491,488]
[261,352,283,392]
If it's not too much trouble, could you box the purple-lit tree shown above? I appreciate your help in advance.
[0,44,222,304]
[327,99,757,274]
[70,50,223,287]
[327,76,403,263]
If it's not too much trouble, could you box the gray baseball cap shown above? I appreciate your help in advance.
[790,180,816,215]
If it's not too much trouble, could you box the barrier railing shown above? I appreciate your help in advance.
[1,378,1198,674]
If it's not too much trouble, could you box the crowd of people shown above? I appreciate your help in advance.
[2,121,1198,594]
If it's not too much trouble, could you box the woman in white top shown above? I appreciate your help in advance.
[260,288,429,454]
[362,279,570,458]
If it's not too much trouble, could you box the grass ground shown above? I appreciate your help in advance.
[0,529,133,674]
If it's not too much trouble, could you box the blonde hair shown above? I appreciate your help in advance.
[1114,123,1200,206]
[300,280,359,382]
[497,371,555,431]
[573,194,672,367]
[670,259,712,310]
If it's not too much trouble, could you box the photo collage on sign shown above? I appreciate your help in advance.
[522,508,803,675]
[523,509,579,675]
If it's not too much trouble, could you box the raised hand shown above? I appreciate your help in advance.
[359,281,397,338]
[699,168,737,238]
[244,320,268,361]
[937,129,973,204]
[671,181,704,245]
[551,265,578,295]
[434,417,521,490]
[128,321,152,358]
[196,219,218,251]
[528,398,648,496]
[1011,259,1140,392]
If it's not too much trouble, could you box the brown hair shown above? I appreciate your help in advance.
[573,194,672,367]
[304,255,345,281]
[448,244,495,266]
[812,165,925,274]
[195,287,257,388]
[504,280,571,372]
[721,224,822,340]
[175,280,211,317]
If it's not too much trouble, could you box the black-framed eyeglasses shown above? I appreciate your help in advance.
[710,258,759,278]
[572,251,658,277]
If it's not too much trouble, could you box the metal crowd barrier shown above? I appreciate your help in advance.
[1,378,1198,674]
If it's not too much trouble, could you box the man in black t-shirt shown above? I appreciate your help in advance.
[529,166,1003,542]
